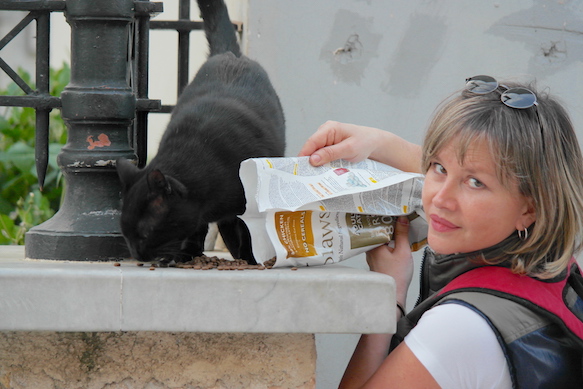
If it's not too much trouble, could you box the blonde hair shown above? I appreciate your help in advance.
[421,82,583,279]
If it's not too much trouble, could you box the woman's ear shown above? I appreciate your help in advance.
[517,196,536,230]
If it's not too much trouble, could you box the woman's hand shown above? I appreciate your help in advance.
[298,121,423,173]
[298,121,385,165]
[366,216,413,305]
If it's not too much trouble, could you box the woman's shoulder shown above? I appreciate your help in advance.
[406,303,502,351]
[404,303,512,389]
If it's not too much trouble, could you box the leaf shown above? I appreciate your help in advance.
[0,214,19,244]
[51,62,70,95]
[48,142,63,170]
[0,196,12,215]
[0,116,9,131]
[2,142,35,173]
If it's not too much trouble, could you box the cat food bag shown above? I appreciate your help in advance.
[239,157,427,267]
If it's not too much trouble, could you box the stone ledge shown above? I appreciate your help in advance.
[0,246,396,334]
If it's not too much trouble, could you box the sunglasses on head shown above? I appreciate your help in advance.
[465,75,538,109]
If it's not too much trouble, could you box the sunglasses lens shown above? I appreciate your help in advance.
[465,75,498,94]
[501,87,537,109]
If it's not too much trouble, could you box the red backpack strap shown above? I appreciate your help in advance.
[438,259,583,340]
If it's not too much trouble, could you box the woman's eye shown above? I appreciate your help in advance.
[433,162,446,175]
[468,177,484,188]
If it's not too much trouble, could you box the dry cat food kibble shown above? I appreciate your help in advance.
[119,255,298,270]
[263,257,276,268]
[170,255,266,270]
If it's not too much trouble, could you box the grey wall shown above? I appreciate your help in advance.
[245,0,583,157]
[243,1,583,387]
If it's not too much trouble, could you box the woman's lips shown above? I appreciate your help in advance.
[430,214,459,233]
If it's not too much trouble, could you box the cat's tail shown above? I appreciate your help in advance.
[197,0,241,57]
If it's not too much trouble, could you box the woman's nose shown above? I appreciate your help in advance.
[431,179,457,210]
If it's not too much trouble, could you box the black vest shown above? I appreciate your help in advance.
[391,246,583,389]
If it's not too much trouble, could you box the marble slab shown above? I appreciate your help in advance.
[0,246,396,334]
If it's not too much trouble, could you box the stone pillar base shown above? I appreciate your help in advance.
[0,332,316,389]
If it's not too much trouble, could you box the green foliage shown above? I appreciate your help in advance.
[0,191,54,244]
[0,63,70,244]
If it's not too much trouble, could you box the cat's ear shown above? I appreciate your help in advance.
[166,176,188,198]
[146,170,188,198]
[147,169,171,195]
[116,158,140,190]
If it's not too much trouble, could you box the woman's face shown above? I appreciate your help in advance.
[422,137,536,255]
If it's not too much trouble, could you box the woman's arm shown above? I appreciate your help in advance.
[300,122,435,387]
[297,121,422,173]
[339,333,394,389]
[351,341,441,388]
[338,217,439,389]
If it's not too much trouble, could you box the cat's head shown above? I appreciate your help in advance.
[116,158,199,262]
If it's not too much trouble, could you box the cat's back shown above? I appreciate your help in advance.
[176,52,278,110]
[160,88,284,158]
[166,51,285,149]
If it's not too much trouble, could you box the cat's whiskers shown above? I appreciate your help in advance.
[156,240,189,261]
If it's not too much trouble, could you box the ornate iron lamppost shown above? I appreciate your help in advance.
[20,0,161,261]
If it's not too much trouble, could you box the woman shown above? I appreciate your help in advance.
[299,76,583,388]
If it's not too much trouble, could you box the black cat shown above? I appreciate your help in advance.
[116,0,285,264]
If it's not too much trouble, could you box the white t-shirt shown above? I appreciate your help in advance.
[404,303,512,388]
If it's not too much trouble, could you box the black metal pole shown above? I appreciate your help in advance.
[25,0,136,261]
[35,10,51,190]
[135,0,151,167]
[177,0,190,97]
